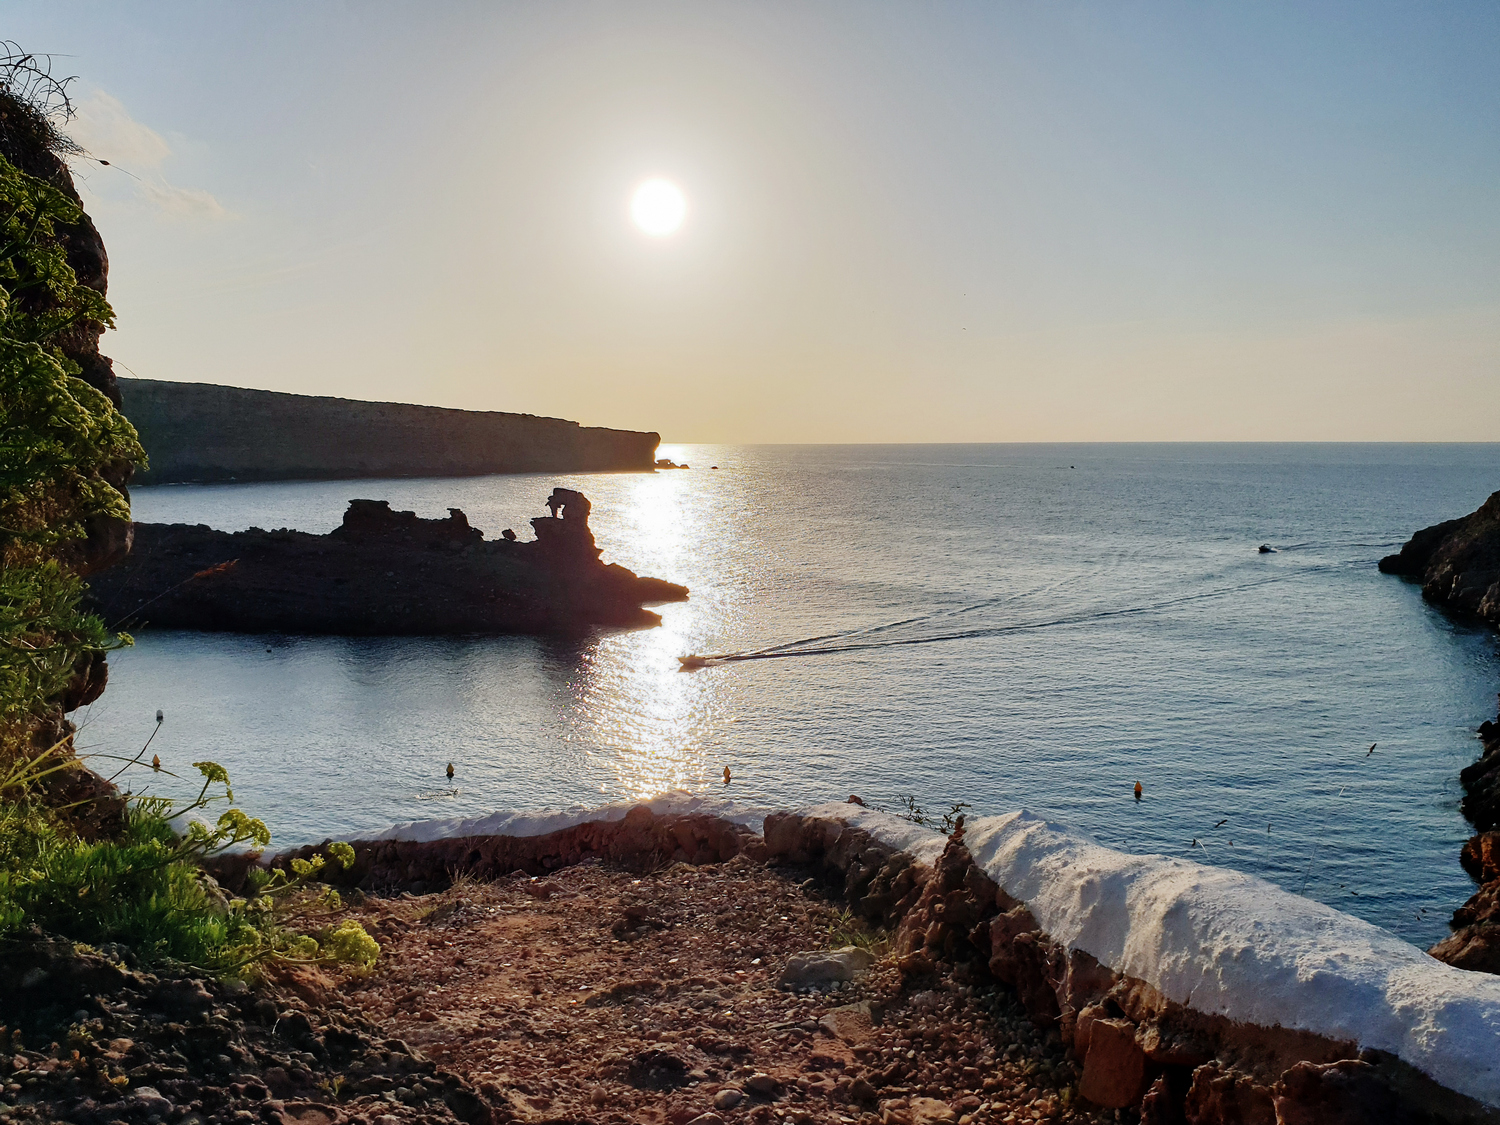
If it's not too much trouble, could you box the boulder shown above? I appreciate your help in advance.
[1079,1018,1148,1109]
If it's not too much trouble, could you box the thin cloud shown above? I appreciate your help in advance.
[66,90,230,219]
[137,179,229,219]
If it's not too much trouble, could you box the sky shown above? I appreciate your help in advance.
[9,2,1500,442]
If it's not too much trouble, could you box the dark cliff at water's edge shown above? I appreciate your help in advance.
[1379,489,1500,628]
[119,378,661,484]
[1381,490,1500,974]
[84,488,686,636]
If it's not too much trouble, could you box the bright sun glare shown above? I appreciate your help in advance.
[630,179,687,237]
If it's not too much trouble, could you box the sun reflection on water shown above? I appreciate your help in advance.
[569,469,737,799]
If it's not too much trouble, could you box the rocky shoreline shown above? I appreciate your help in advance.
[84,489,686,636]
[1379,490,1500,972]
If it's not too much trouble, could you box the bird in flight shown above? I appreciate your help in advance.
[1367,743,1377,757]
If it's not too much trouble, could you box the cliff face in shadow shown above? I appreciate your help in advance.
[1382,490,1500,973]
[1379,490,1500,627]
[85,488,686,635]
[119,379,660,484]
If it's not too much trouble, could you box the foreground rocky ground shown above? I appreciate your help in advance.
[0,856,1104,1125]
[337,855,1102,1125]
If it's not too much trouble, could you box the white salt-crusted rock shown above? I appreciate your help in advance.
[797,801,1500,1108]
[371,790,770,843]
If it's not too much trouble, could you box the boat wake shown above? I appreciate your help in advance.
[679,565,1333,669]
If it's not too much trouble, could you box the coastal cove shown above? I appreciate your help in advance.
[78,443,1500,948]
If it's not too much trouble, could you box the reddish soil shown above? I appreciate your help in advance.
[337,855,1109,1125]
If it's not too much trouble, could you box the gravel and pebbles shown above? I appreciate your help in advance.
[0,855,1112,1125]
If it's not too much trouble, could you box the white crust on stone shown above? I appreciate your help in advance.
[370,790,770,843]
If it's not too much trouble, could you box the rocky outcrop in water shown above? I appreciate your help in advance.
[1379,490,1500,627]
[84,488,686,635]
[119,378,661,484]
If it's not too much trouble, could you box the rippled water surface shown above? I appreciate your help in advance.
[80,444,1500,946]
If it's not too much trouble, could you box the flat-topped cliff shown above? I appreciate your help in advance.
[118,378,660,484]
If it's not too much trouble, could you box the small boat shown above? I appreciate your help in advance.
[678,655,713,669]
[1258,544,1276,553]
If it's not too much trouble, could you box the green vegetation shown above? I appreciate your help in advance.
[0,119,142,754]
[0,59,377,978]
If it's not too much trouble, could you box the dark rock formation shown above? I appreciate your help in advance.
[1431,700,1500,973]
[119,378,661,484]
[1381,493,1500,974]
[84,488,686,635]
[0,933,494,1125]
[1379,490,1500,627]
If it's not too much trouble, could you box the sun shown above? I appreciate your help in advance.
[630,179,687,237]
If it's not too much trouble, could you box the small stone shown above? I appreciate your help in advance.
[686,1115,727,1125]
[746,1073,781,1096]
[779,948,875,988]
[373,1117,400,1125]
[908,1098,956,1125]
[715,1087,746,1110]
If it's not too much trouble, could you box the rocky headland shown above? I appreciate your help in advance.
[1379,490,1500,628]
[118,379,661,485]
[84,489,686,635]
[1380,491,1500,972]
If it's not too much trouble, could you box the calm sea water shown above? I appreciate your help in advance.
[77,444,1500,947]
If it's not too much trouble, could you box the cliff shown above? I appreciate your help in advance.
[118,378,661,484]
[1381,492,1500,975]
[85,488,686,635]
[1379,490,1500,627]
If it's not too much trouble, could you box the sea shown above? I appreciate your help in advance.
[75,443,1500,948]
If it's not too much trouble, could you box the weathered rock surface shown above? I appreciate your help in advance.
[0,933,493,1125]
[119,377,661,484]
[1433,703,1500,974]
[765,810,1500,1124]
[85,488,686,635]
[1379,490,1500,627]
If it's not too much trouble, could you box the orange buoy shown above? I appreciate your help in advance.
[1134,781,1143,801]
[723,766,732,785]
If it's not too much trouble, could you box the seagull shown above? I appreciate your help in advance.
[446,762,455,781]
[1214,819,1228,829]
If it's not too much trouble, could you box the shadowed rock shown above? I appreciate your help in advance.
[85,489,686,635]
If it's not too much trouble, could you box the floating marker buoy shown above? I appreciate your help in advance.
[151,754,161,771]
[1134,781,1143,801]
[446,761,455,781]
[723,766,732,785]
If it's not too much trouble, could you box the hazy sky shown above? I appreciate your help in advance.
[11,2,1500,441]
